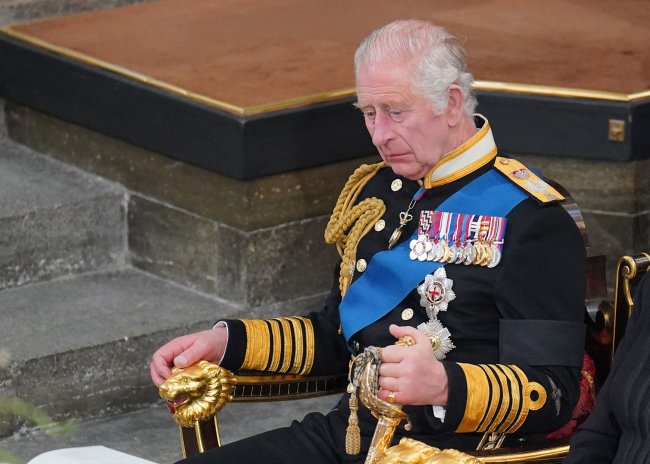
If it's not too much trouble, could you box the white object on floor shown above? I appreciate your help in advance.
[27,446,159,464]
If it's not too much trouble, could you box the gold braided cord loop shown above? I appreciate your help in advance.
[325,162,386,296]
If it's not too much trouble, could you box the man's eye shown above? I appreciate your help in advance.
[363,110,376,121]
[389,110,403,120]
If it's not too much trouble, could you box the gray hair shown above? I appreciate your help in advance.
[354,19,477,116]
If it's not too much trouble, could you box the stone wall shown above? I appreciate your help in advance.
[4,102,649,299]
[0,0,153,26]
[5,103,351,309]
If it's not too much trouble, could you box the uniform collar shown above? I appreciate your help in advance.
[423,114,497,189]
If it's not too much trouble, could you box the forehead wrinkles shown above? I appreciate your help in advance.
[355,60,420,107]
[356,87,412,109]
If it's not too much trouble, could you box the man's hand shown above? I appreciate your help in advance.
[149,327,227,387]
[377,324,448,406]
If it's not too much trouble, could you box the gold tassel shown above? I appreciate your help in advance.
[346,390,361,455]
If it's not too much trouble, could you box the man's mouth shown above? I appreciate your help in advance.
[385,152,409,160]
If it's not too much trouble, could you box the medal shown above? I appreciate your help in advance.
[417,267,456,320]
[488,245,501,268]
[463,242,476,265]
[409,235,432,261]
[417,320,455,360]
[414,210,507,267]
[416,267,456,359]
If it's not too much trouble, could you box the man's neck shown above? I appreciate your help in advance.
[448,114,479,152]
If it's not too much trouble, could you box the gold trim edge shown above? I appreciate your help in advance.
[475,444,569,463]
[2,26,649,117]
[0,26,355,117]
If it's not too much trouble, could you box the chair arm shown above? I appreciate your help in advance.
[612,251,650,355]
[230,370,347,402]
[159,363,346,458]
[472,440,569,463]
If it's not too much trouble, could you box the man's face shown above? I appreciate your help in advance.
[356,62,453,180]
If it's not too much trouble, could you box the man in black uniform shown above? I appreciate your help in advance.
[151,19,586,463]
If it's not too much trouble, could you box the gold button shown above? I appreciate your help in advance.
[356,259,367,273]
[374,219,386,232]
[499,158,510,165]
[401,308,414,320]
[391,179,403,191]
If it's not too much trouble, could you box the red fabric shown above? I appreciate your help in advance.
[546,353,597,440]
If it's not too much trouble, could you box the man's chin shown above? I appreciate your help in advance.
[387,163,427,181]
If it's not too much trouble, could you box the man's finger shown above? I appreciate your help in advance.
[173,339,209,367]
[150,359,171,387]
[380,345,406,363]
[378,362,400,378]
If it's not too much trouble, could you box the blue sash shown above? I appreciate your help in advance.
[339,168,528,347]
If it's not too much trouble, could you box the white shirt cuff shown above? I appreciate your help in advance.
[212,321,229,365]
[432,405,447,422]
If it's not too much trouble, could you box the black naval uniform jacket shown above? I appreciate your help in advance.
[219,158,586,455]
[565,273,650,464]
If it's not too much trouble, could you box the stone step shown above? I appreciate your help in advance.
[0,267,248,437]
[0,394,337,463]
[0,139,126,291]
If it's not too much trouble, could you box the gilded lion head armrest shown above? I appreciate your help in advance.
[159,360,236,428]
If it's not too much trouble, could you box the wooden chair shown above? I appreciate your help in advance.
[162,185,645,463]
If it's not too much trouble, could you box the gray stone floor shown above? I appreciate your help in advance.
[0,396,338,463]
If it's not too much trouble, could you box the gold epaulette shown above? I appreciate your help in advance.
[494,157,564,204]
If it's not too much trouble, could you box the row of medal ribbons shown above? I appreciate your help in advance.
[408,210,507,268]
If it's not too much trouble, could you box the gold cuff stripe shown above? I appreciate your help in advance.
[456,363,548,434]
[507,365,547,433]
[495,365,522,433]
[300,318,315,375]
[456,363,491,433]
[482,364,511,432]
[476,364,501,432]
[241,319,271,371]
[275,317,293,373]
[267,319,282,372]
[288,317,316,375]
[240,317,315,374]
[262,320,274,371]
[274,316,316,374]
[287,317,304,374]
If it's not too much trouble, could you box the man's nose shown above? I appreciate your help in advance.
[371,112,393,147]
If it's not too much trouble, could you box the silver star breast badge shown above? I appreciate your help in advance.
[417,267,456,320]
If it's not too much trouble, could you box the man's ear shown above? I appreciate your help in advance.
[445,85,465,126]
